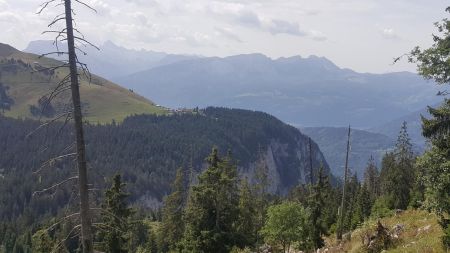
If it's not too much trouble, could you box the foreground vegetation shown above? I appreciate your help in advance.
[324,210,444,253]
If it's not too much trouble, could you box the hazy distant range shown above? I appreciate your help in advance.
[25,40,441,178]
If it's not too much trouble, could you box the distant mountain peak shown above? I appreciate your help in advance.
[306,55,340,70]
[102,40,122,50]
[225,53,270,61]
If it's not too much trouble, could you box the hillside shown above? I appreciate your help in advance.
[0,43,167,123]
[112,53,440,128]
[301,127,394,179]
[0,107,330,221]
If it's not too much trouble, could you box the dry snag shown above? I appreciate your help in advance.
[36,0,98,252]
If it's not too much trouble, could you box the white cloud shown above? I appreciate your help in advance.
[0,11,21,23]
[2,0,448,73]
[0,0,8,9]
[266,19,306,36]
[86,0,111,16]
[215,27,243,42]
[309,30,327,41]
[380,28,399,39]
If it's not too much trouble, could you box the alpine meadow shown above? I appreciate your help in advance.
[1,1,450,253]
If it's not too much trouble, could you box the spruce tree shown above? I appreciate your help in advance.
[160,168,185,252]
[182,148,239,253]
[380,122,416,210]
[307,166,328,250]
[100,174,132,253]
[254,146,270,245]
[236,178,257,248]
[363,156,380,201]
[342,174,360,231]
[352,183,372,226]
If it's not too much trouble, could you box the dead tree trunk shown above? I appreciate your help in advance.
[64,0,93,252]
[337,125,351,240]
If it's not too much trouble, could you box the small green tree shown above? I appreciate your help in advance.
[261,202,309,253]
[236,178,257,248]
[352,184,372,225]
[31,229,54,253]
[307,166,328,250]
[182,148,239,253]
[363,156,380,201]
[380,122,416,210]
[100,174,133,253]
[254,147,270,245]
[160,168,186,252]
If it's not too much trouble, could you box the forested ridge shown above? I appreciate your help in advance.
[0,107,328,222]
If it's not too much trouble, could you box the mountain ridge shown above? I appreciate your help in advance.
[24,40,198,79]
[113,52,439,128]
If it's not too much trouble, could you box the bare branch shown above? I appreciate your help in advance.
[90,208,128,224]
[51,224,82,253]
[33,176,78,197]
[74,36,99,50]
[26,111,73,139]
[38,51,69,58]
[48,17,66,27]
[93,223,125,233]
[74,0,97,13]
[37,0,58,14]
[47,212,81,232]
[33,153,77,174]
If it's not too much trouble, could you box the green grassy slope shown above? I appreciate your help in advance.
[324,210,445,253]
[0,43,167,123]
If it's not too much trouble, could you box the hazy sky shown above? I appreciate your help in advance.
[0,0,448,73]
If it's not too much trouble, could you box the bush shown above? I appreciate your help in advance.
[370,196,393,219]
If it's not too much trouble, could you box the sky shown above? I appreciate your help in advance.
[0,0,448,73]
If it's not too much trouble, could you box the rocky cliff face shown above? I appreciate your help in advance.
[240,135,329,195]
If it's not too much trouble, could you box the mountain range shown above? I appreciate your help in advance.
[25,40,440,129]
[24,40,197,79]
[22,40,443,179]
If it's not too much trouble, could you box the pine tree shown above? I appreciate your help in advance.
[160,168,186,252]
[307,166,328,250]
[380,122,416,210]
[338,173,361,232]
[100,174,133,253]
[363,156,380,201]
[182,148,239,253]
[254,146,270,244]
[236,178,257,248]
[353,183,372,226]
